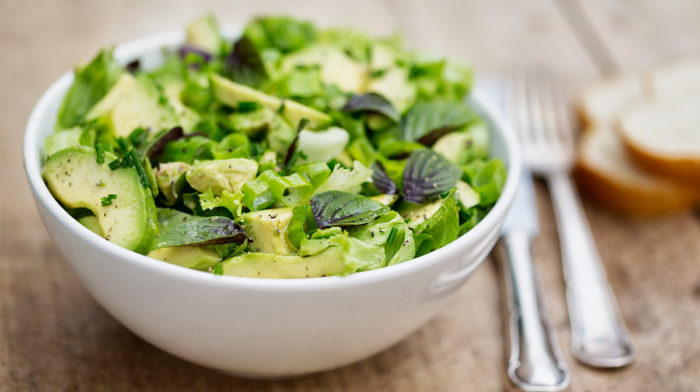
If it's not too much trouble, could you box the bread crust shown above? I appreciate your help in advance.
[576,130,698,216]
[620,131,700,183]
[575,161,698,217]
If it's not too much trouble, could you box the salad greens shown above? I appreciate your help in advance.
[41,14,507,279]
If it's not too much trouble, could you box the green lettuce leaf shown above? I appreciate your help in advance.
[413,190,460,257]
[350,211,415,265]
[56,49,124,129]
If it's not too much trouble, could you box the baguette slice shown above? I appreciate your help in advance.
[576,126,698,216]
[619,94,700,182]
[648,57,700,98]
[577,73,645,127]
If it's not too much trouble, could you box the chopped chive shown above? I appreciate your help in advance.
[108,158,122,170]
[128,149,150,188]
[95,143,107,164]
[128,127,149,148]
[101,194,117,206]
[237,101,261,113]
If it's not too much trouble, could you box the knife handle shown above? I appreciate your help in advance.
[497,230,570,392]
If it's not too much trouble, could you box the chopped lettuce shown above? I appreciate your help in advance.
[45,14,506,278]
[57,49,123,129]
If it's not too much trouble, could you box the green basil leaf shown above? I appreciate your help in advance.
[153,216,250,249]
[310,190,389,229]
[401,100,477,145]
[342,93,399,122]
[402,149,462,204]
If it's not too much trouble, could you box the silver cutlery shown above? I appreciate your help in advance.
[497,168,571,391]
[508,71,635,368]
[476,76,571,391]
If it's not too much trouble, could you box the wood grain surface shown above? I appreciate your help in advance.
[1,1,699,391]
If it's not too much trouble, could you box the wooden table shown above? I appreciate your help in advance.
[2,1,699,390]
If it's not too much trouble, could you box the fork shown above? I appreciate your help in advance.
[507,71,636,368]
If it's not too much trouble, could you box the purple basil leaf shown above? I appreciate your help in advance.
[223,36,267,88]
[402,149,462,204]
[125,59,141,73]
[178,44,213,62]
[401,100,477,145]
[311,191,390,229]
[146,126,184,160]
[283,118,310,168]
[371,161,397,195]
[341,93,399,122]
[153,216,250,249]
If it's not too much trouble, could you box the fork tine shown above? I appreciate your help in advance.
[526,70,553,145]
[551,77,575,150]
[537,72,562,145]
[508,69,534,144]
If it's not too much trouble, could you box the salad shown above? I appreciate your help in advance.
[42,15,506,278]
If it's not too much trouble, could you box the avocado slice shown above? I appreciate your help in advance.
[185,158,258,196]
[147,246,221,271]
[161,79,201,131]
[78,215,102,236]
[399,199,443,229]
[455,180,480,210]
[43,147,157,253]
[370,193,398,206]
[367,67,416,113]
[44,127,83,156]
[280,45,368,93]
[185,14,222,54]
[243,207,294,255]
[222,247,348,278]
[211,74,331,129]
[87,73,177,138]
[432,122,489,165]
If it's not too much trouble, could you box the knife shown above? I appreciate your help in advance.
[496,169,571,391]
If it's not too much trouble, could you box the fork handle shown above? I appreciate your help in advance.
[498,230,570,391]
[547,173,635,368]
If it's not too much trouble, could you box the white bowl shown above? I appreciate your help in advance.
[23,28,521,378]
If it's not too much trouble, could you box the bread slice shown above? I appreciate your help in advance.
[618,94,700,182]
[576,126,698,216]
[577,73,645,127]
[648,57,700,98]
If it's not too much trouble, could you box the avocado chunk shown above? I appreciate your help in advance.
[432,122,489,165]
[43,147,157,253]
[455,180,480,210]
[78,215,103,236]
[44,127,83,156]
[211,74,331,129]
[243,207,294,255]
[87,73,177,138]
[370,193,398,206]
[185,14,222,54]
[147,246,221,270]
[155,162,191,205]
[367,67,416,113]
[280,45,368,93]
[399,199,443,229]
[222,248,347,278]
[229,107,276,137]
[161,79,201,131]
[185,158,258,196]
